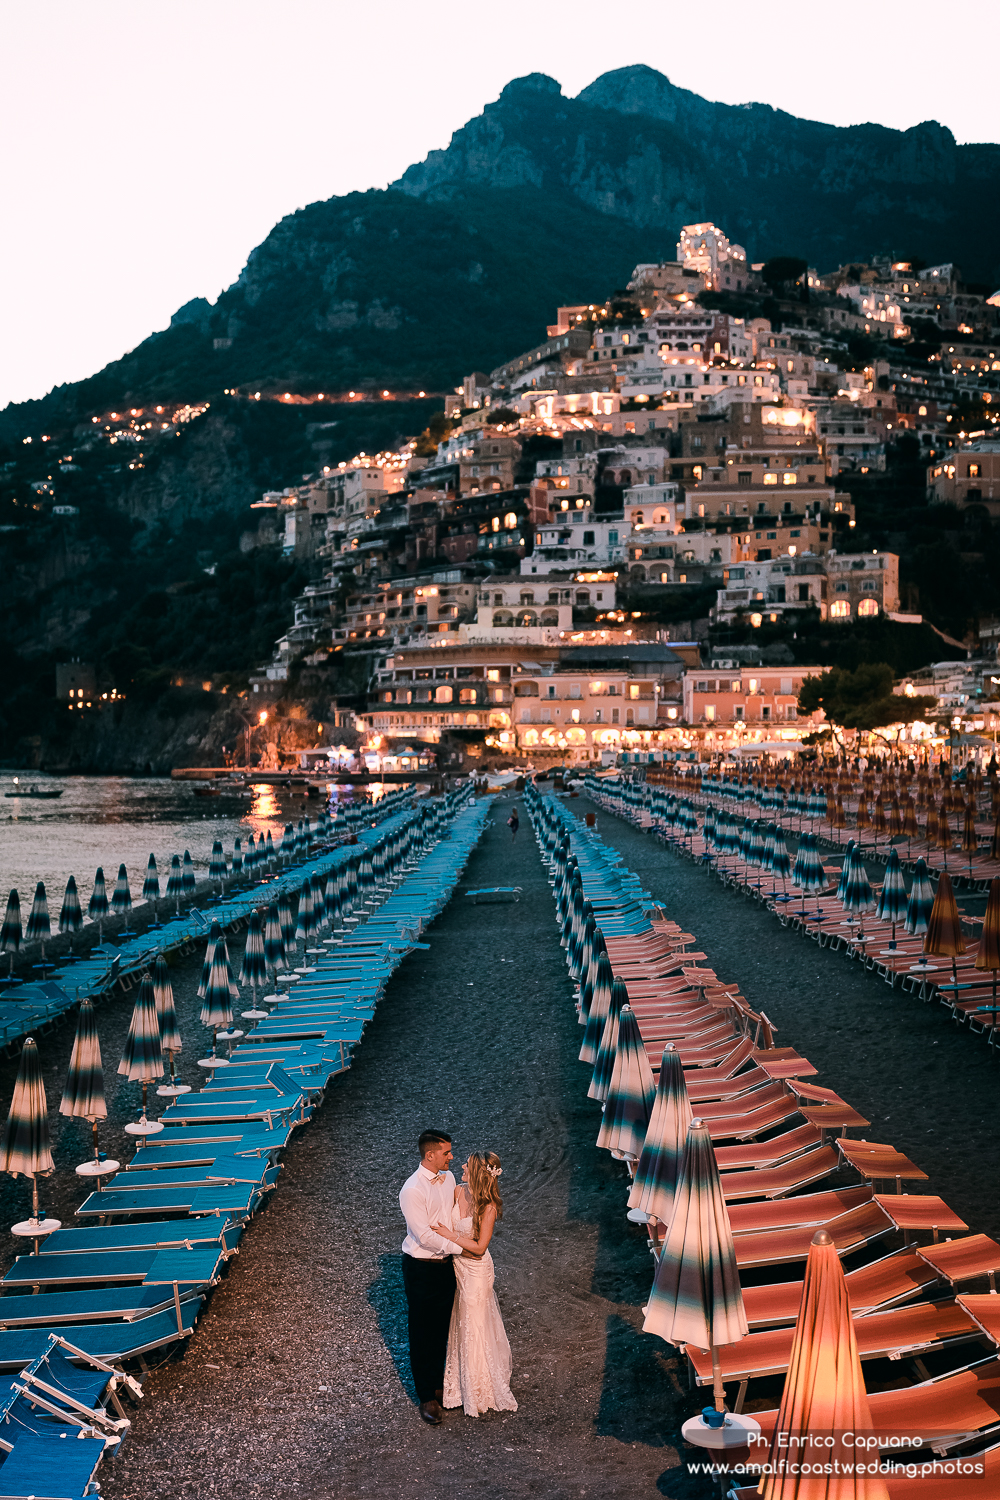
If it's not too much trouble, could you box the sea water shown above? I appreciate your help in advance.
[0,772,355,914]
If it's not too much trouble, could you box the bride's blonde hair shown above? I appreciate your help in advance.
[466,1151,504,1240]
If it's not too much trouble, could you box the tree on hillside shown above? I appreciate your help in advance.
[797,663,938,746]
[762,256,808,288]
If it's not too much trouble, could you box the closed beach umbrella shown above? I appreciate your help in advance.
[232,839,243,878]
[974,877,1000,1030]
[277,889,296,952]
[770,826,791,899]
[209,840,226,886]
[59,875,83,935]
[0,1037,60,1239]
[265,830,275,868]
[245,833,257,877]
[596,1006,655,1160]
[0,1037,54,1179]
[165,855,183,914]
[118,973,164,1133]
[642,1119,748,1412]
[264,902,286,973]
[199,932,236,1043]
[875,846,907,948]
[182,850,196,895]
[152,954,182,1054]
[26,882,50,946]
[963,795,979,874]
[311,870,328,930]
[239,910,268,995]
[60,999,107,1121]
[118,974,163,1082]
[88,868,109,923]
[60,998,118,1178]
[1,889,21,973]
[294,877,313,944]
[280,824,295,863]
[111,864,132,916]
[142,853,160,903]
[925,796,940,849]
[758,1229,890,1500]
[835,840,855,902]
[904,857,934,935]
[324,871,341,929]
[628,1044,693,1225]
[197,919,221,999]
[580,950,614,1066]
[924,869,966,987]
[589,976,628,1103]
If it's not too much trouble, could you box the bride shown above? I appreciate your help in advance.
[431,1150,518,1417]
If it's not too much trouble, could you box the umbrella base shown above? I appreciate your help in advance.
[156,1083,192,1096]
[76,1159,120,1177]
[909,962,939,971]
[216,1030,244,1042]
[125,1117,164,1136]
[242,1009,268,1020]
[197,1056,229,1068]
[12,1217,61,1237]
[626,1208,651,1223]
[681,1412,761,1451]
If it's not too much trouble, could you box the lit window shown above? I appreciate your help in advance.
[763,473,778,485]
[782,472,797,485]
[830,600,850,619]
[857,598,879,617]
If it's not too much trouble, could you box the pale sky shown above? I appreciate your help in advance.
[2,0,995,410]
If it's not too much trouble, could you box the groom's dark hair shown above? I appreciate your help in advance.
[419,1130,451,1156]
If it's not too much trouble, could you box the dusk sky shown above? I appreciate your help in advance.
[2,0,995,410]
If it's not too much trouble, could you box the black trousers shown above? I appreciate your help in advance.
[401,1253,456,1402]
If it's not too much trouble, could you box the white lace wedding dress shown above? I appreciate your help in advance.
[442,1201,518,1416]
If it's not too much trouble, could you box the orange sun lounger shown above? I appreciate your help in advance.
[717,1145,841,1201]
[753,1356,1000,1453]
[685,1299,981,1395]
[837,1138,929,1186]
[918,1236,1000,1288]
[741,1246,940,1329]
[729,1199,894,1268]
[714,1123,823,1171]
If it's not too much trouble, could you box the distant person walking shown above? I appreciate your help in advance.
[507,807,519,843]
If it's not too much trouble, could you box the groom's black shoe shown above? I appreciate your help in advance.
[418,1401,442,1426]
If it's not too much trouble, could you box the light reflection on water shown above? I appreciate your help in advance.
[0,772,371,914]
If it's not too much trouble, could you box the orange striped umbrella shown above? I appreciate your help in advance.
[760,1228,890,1499]
[888,794,902,838]
[975,878,1000,1031]
[925,869,966,988]
[924,797,939,848]
[962,796,979,873]
[856,793,870,831]
[833,796,846,830]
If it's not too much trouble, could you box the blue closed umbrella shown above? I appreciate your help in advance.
[142,854,160,904]
[876,846,908,949]
[905,857,934,936]
[60,997,117,1179]
[264,902,286,975]
[590,976,628,1103]
[209,840,226,886]
[280,824,295,863]
[294,878,313,945]
[26,883,50,963]
[239,911,268,1020]
[58,876,83,935]
[596,1006,655,1161]
[277,889,296,952]
[265,830,275,868]
[770,826,792,901]
[182,850,196,896]
[0,1037,60,1239]
[232,839,243,878]
[111,864,132,916]
[118,974,164,1134]
[628,1043,693,1224]
[165,854,183,915]
[580,950,614,1066]
[1,890,21,974]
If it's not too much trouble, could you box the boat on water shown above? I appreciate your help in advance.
[4,784,63,799]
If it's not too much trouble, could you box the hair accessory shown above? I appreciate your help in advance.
[487,1165,502,1178]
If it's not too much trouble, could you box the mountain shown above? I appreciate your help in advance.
[3,66,998,440]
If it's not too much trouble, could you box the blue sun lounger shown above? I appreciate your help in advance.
[37,1219,241,1255]
[0,1301,206,1371]
[4,1247,225,1290]
[138,1122,292,1153]
[0,1285,196,1329]
[75,1180,269,1220]
[116,1158,278,1191]
[0,1429,106,1496]
[124,1134,284,1168]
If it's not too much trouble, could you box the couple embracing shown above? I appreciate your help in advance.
[399,1130,518,1425]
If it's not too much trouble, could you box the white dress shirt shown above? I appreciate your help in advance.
[400,1163,457,1259]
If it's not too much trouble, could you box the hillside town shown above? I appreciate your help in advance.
[235,225,1000,772]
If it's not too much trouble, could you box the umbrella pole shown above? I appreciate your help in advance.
[92,1119,102,1193]
[711,1345,726,1413]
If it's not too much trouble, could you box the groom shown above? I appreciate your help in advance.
[399,1130,457,1426]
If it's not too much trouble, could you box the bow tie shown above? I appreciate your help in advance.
[433,1172,447,1182]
